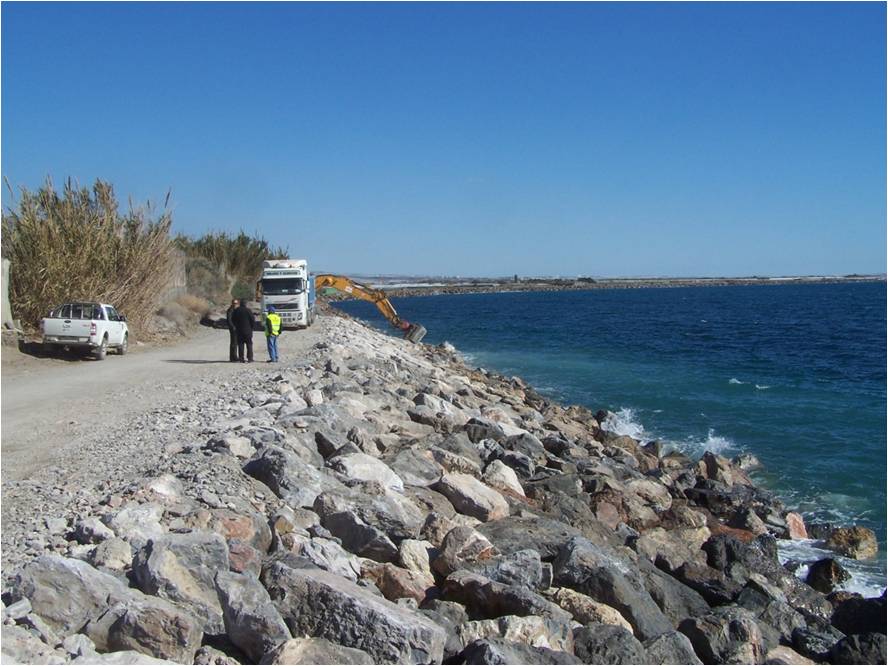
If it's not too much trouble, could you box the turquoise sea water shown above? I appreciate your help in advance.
[334,282,887,594]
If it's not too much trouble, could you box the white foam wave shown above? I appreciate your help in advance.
[729,378,745,385]
[778,538,887,598]
[755,384,771,390]
[601,407,649,440]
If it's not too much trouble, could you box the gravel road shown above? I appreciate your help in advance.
[1,324,325,482]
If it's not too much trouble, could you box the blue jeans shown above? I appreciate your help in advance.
[266,335,279,362]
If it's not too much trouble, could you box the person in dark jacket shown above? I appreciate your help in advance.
[231,299,256,363]
[225,299,238,362]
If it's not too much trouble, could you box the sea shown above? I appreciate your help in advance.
[333,281,887,596]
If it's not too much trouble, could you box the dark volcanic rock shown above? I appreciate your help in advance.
[806,558,851,594]
[477,516,582,560]
[678,606,766,665]
[572,623,647,664]
[830,592,887,636]
[215,570,291,663]
[828,633,887,665]
[442,570,570,621]
[791,627,845,662]
[637,562,710,627]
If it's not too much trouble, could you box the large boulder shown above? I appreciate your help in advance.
[828,633,886,665]
[9,555,128,635]
[678,607,766,664]
[131,531,229,634]
[261,561,446,664]
[0,625,68,664]
[456,615,574,654]
[85,595,203,663]
[553,537,672,641]
[545,587,633,633]
[457,638,581,664]
[572,623,647,665]
[442,570,570,622]
[830,592,887,635]
[103,503,166,550]
[259,638,373,664]
[328,452,405,492]
[243,445,346,508]
[388,449,444,487]
[482,460,526,496]
[805,558,850,594]
[435,474,510,522]
[478,516,583,560]
[214,571,292,662]
[432,526,499,577]
[825,526,879,560]
[643,630,703,665]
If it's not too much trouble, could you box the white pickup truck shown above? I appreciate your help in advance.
[41,302,129,360]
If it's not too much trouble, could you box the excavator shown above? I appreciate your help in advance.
[314,274,427,343]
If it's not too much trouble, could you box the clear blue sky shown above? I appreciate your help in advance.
[2,2,885,277]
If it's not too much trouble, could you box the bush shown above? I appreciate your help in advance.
[174,293,211,316]
[183,256,229,304]
[2,177,175,334]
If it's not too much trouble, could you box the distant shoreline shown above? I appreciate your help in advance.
[361,274,886,298]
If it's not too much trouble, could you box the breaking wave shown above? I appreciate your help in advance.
[728,378,745,385]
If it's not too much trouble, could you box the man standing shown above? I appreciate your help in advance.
[225,299,238,362]
[231,299,255,363]
[265,305,282,363]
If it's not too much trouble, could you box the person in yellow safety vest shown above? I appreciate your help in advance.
[265,306,282,363]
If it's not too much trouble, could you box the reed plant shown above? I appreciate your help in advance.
[174,230,288,287]
[1,177,176,334]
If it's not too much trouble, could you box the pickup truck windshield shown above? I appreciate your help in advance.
[49,303,104,319]
[261,278,305,295]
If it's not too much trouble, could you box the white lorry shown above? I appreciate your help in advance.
[41,302,129,360]
[255,259,316,330]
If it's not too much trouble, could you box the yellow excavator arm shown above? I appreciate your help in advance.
[314,274,427,343]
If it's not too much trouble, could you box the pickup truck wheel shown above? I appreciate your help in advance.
[95,336,108,361]
[118,333,128,355]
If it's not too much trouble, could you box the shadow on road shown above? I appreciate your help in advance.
[15,340,94,362]
[162,359,233,364]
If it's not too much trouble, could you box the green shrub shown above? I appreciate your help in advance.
[174,230,288,286]
[2,177,175,334]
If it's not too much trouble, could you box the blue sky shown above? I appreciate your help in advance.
[2,2,885,277]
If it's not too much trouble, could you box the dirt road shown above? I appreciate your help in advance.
[1,324,325,483]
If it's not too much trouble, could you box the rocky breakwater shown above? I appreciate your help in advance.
[2,314,885,665]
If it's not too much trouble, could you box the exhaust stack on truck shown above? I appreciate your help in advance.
[255,259,316,329]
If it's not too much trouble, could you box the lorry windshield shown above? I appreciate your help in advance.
[261,278,305,295]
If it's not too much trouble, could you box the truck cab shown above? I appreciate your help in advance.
[256,259,316,329]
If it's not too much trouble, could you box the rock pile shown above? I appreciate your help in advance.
[2,315,885,664]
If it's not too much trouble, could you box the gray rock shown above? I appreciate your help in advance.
[193,645,242,664]
[215,570,292,663]
[61,633,98,659]
[132,531,229,634]
[442,570,571,622]
[0,625,68,664]
[553,537,671,641]
[678,606,766,665]
[260,637,374,664]
[72,650,178,664]
[4,597,32,621]
[433,526,499,577]
[73,517,116,544]
[388,448,444,487]
[104,503,166,550]
[643,630,703,665]
[436,474,510,522]
[243,445,346,508]
[86,595,203,663]
[478,516,582,560]
[328,452,405,492]
[261,561,446,664]
[457,637,581,664]
[572,623,648,664]
[466,549,546,590]
[88,537,135,572]
[9,554,128,635]
[637,561,710,626]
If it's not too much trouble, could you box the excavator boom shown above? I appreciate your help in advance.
[314,274,427,343]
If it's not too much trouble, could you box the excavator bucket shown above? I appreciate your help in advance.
[404,323,427,344]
